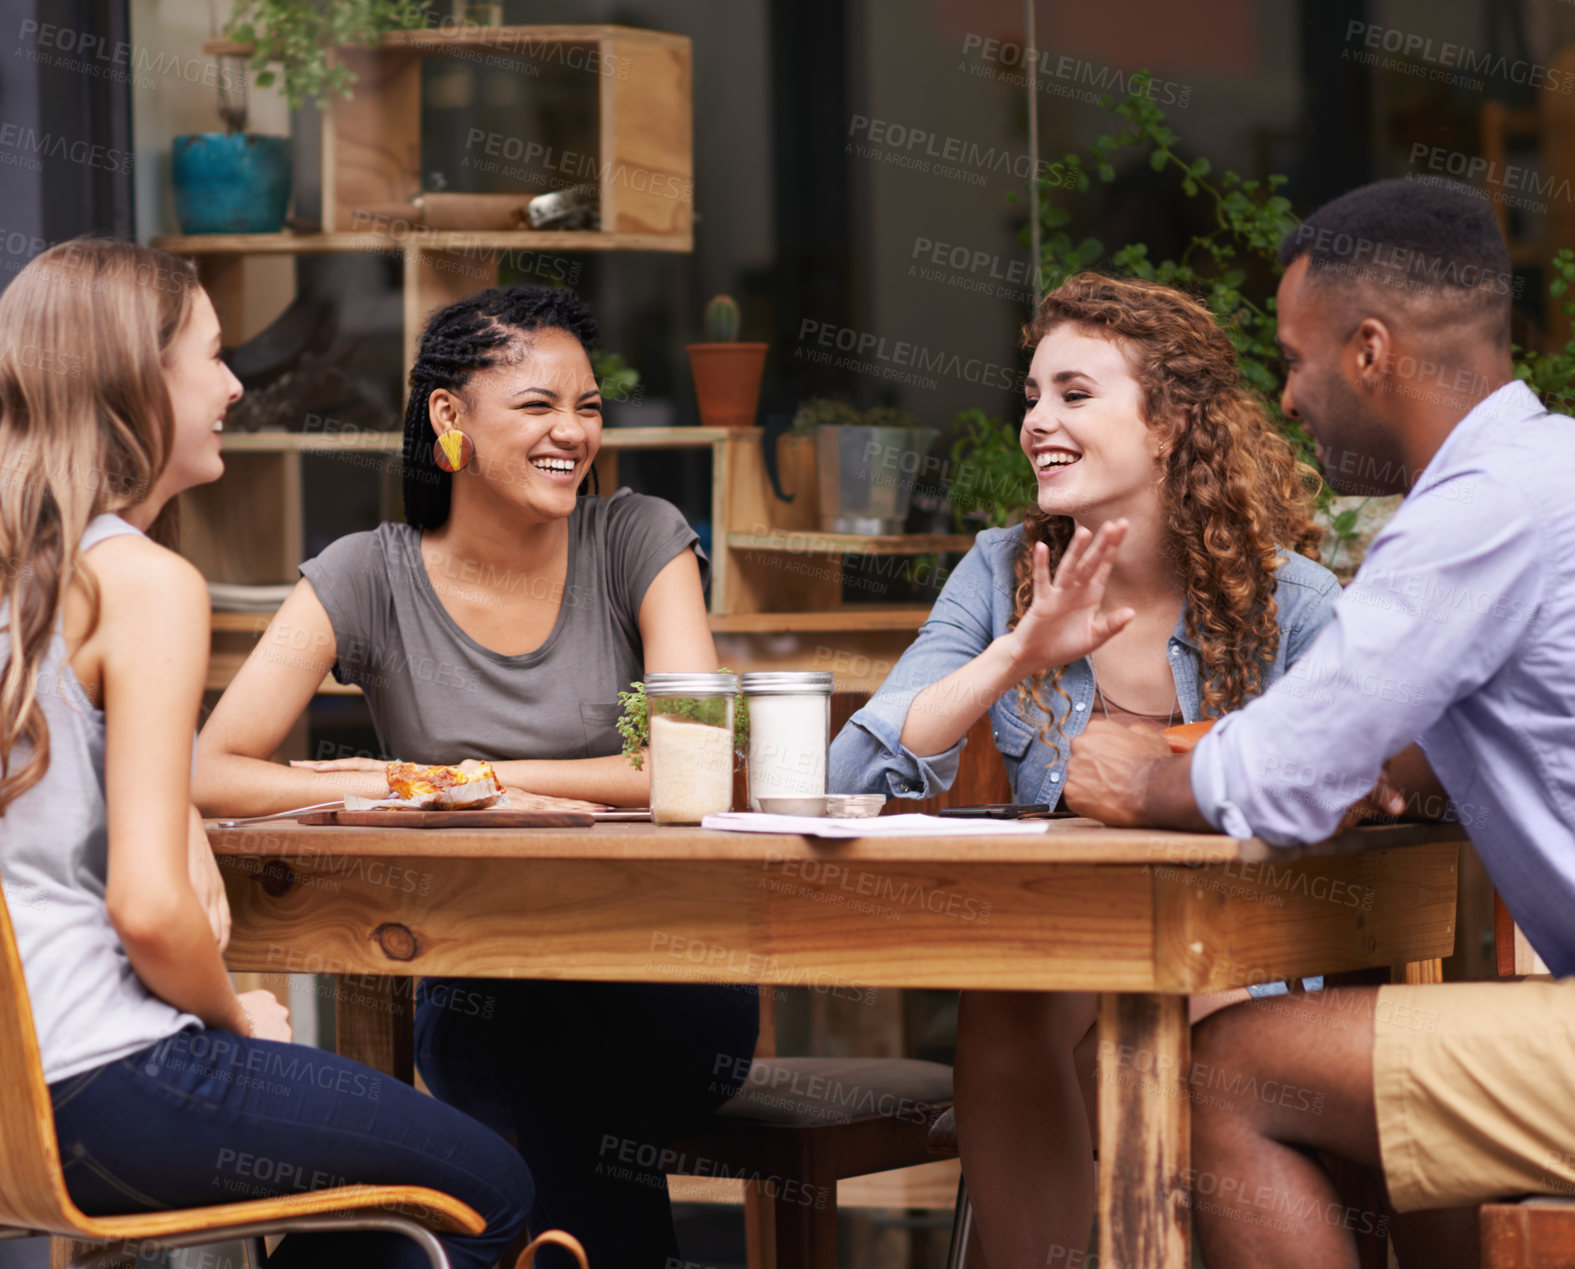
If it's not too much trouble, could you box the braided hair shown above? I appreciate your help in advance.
[403,285,599,529]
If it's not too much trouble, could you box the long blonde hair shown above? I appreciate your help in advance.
[0,239,198,812]
[1012,273,1323,755]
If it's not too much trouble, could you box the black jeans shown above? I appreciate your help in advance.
[50,1027,532,1268]
[415,979,760,1269]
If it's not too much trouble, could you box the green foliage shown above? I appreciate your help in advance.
[1028,73,1305,450]
[862,405,921,430]
[616,672,749,770]
[703,295,741,342]
[1014,75,1575,561]
[224,0,432,110]
[591,350,641,404]
[947,407,1037,529]
[790,397,864,435]
[1014,73,1348,552]
[1513,247,1575,413]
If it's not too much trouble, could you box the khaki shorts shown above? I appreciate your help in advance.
[1374,978,1575,1212]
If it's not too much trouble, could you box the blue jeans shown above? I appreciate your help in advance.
[416,979,760,1269]
[49,1027,531,1269]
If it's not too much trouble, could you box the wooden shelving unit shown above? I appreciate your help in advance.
[167,24,965,697]
[196,24,691,246]
[153,231,688,255]
[159,23,691,367]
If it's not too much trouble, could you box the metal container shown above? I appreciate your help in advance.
[814,425,940,534]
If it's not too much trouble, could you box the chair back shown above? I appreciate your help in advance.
[1494,893,1551,977]
[0,882,92,1231]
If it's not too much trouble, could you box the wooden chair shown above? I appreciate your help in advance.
[0,880,518,1269]
[667,692,1007,1269]
[925,1109,970,1269]
[1479,894,1562,1269]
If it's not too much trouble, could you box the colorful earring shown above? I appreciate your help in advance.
[432,429,474,473]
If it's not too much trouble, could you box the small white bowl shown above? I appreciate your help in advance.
[826,794,886,818]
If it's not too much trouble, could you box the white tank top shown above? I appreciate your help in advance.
[0,513,200,1082]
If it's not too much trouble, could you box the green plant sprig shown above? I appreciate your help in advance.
[616,670,749,770]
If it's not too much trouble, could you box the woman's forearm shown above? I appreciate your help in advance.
[194,750,387,817]
[113,894,249,1032]
[899,634,1032,758]
[494,754,651,806]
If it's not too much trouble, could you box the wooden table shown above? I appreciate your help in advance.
[209,817,1461,1269]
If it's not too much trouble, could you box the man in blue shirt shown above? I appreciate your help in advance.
[1064,178,1575,1266]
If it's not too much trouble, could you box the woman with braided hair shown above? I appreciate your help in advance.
[197,285,759,1267]
[828,272,1344,1268]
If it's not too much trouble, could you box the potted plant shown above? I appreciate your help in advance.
[687,295,768,427]
[793,399,938,534]
[173,0,430,235]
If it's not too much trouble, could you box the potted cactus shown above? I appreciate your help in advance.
[686,295,768,427]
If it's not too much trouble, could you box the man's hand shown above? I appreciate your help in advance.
[1064,721,1174,826]
[1337,762,1408,831]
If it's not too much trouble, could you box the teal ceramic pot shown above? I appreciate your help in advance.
[172,133,292,234]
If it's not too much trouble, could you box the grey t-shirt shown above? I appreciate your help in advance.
[298,489,706,764]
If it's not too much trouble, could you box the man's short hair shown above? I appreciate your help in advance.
[1278,178,1513,342]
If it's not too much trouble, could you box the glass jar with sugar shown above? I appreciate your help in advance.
[740,672,834,810]
[646,672,739,825]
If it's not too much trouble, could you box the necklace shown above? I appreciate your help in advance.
[1091,660,1178,728]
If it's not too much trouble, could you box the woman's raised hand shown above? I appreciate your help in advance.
[1004,520,1136,677]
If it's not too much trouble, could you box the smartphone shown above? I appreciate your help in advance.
[936,803,1060,819]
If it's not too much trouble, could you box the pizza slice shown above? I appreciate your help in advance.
[383,759,504,809]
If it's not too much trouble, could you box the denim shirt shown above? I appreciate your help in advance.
[829,526,1343,808]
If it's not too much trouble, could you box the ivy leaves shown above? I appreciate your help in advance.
[225,0,433,110]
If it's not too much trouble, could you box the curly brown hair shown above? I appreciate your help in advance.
[1011,272,1324,756]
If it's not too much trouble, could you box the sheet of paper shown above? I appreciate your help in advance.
[700,812,1053,838]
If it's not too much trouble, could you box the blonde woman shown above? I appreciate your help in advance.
[0,239,529,1268]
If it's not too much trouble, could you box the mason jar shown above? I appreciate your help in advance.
[740,671,834,810]
[646,672,739,825]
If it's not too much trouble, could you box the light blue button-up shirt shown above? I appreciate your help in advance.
[829,525,1342,806]
[1191,380,1575,975]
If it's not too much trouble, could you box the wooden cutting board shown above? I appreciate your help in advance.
[297,809,596,829]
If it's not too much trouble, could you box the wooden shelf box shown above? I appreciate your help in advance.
[200,25,692,247]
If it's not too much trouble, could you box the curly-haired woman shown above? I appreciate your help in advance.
[196,285,759,1269]
[827,272,1342,1268]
